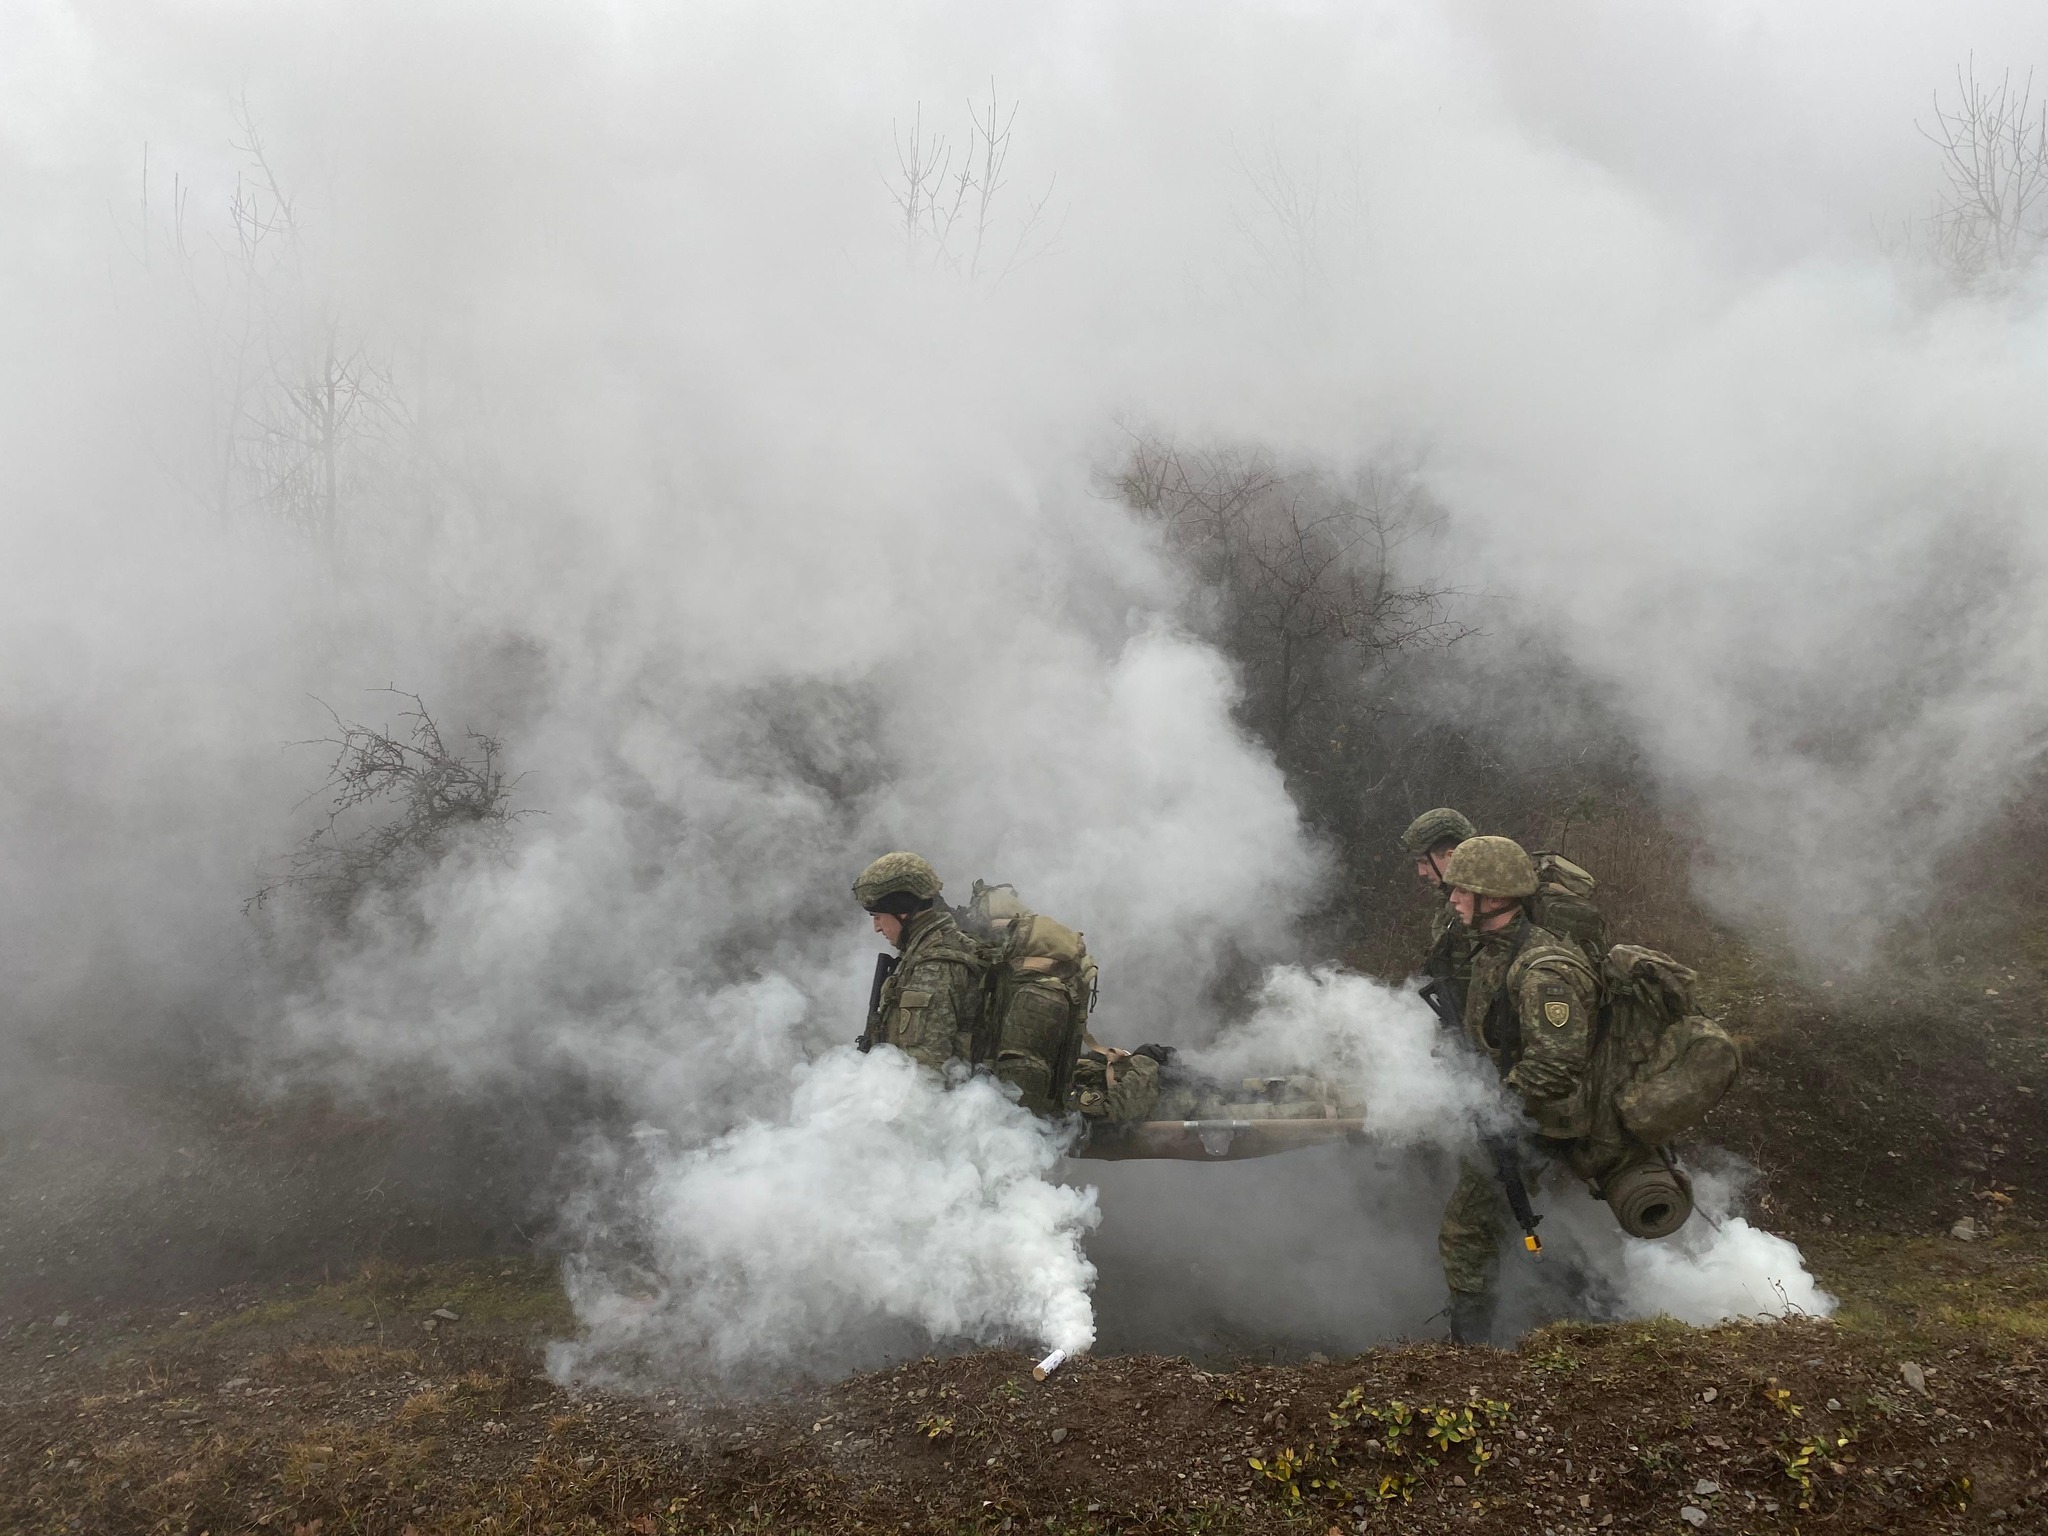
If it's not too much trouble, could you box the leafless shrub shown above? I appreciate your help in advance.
[251,691,532,921]
[1920,59,2048,281]
[887,82,1062,283]
[1116,436,1472,759]
[142,98,410,545]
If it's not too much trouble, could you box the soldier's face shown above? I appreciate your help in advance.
[871,910,907,946]
[1416,843,1457,888]
[1448,886,1519,931]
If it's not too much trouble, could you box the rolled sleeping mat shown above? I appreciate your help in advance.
[1604,1158,1694,1239]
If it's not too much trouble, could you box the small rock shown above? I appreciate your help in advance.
[1050,1427,1067,1444]
[1826,1398,1842,1411]
[224,1377,249,1389]
[431,1307,461,1322]
[1950,1218,1981,1242]
[1900,1361,1928,1395]
[421,1319,438,1333]
[53,1313,70,1328]
[1680,1506,1708,1528]
[1699,1386,1716,1402]
[363,1319,377,1330]
[1305,1351,1329,1365]
[1694,1479,1719,1496]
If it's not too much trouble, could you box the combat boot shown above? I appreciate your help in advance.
[1447,1290,1496,1346]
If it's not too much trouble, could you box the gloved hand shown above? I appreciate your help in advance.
[1130,1043,1176,1066]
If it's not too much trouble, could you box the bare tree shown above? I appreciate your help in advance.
[1920,59,2048,280]
[251,691,531,921]
[888,104,961,270]
[142,98,410,547]
[1230,135,1323,304]
[1117,436,1471,758]
[886,83,1062,283]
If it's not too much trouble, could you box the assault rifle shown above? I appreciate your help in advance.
[855,952,899,1053]
[1416,978,1544,1257]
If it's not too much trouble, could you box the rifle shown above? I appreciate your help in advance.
[1416,978,1544,1257]
[856,951,899,1053]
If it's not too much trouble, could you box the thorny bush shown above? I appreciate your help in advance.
[251,688,531,922]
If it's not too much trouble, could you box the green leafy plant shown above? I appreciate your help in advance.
[1781,1428,1853,1510]
[1257,1389,1513,1512]
[1531,1344,1583,1375]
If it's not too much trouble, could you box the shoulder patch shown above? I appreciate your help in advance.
[1543,1000,1572,1028]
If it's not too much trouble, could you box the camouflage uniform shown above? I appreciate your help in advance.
[1404,808,1477,1003]
[859,858,1113,1119]
[1067,1046,1161,1122]
[1423,838,1601,1336]
[866,904,986,1070]
[1434,920,1601,1299]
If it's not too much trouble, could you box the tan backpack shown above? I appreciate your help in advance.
[957,882,1099,1113]
[1590,944,1741,1150]
[1529,851,1608,964]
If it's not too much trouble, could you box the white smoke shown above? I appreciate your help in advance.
[1542,1161,1835,1327]
[1188,965,1505,1148]
[551,1049,1099,1385]
[3,0,2035,1372]
[1189,968,1832,1328]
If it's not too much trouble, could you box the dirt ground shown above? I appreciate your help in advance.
[4,946,2046,1533]
[3,1238,2044,1535]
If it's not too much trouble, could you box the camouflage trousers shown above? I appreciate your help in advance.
[1438,1156,1507,1297]
[1438,1147,1561,1297]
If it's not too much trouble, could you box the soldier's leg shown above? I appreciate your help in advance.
[1439,1156,1505,1344]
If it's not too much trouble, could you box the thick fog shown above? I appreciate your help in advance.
[3,0,2042,1377]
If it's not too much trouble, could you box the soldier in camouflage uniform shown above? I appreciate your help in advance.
[853,852,985,1072]
[1402,807,1475,891]
[854,855,1163,1124]
[1403,806,1477,996]
[1426,836,1602,1345]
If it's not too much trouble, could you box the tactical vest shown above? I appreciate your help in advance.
[1443,921,1593,1081]
[864,908,985,1056]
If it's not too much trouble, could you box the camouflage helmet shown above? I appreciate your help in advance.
[852,851,943,909]
[1400,807,1477,855]
[1441,835,1538,899]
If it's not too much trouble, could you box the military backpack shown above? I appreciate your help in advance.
[1528,851,1607,964]
[1585,944,1741,1154]
[955,881,1099,1114]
